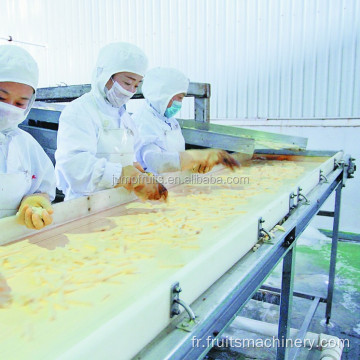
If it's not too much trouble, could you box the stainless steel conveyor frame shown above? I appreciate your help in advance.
[133,151,355,360]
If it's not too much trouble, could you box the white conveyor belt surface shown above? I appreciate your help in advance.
[0,152,343,360]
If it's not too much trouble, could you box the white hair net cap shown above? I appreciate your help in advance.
[0,45,39,92]
[142,67,189,116]
[92,42,148,98]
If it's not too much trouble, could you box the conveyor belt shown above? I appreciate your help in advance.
[0,152,343,360]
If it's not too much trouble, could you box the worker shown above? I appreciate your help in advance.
[0,45,55,229]
[133,67,240,174]
[55,42,167,201]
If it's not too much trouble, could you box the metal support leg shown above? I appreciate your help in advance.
[194,97,210,122]
[277,246,296,360]
[325,182,342,323]
[288,297,320,360]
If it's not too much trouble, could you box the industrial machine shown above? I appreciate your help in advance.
[0,83,355,360]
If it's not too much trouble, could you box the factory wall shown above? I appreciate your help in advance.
[0,0,359,119]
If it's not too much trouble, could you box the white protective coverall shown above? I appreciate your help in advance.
[0,45,55,218]
[133,67,189,174]
[55,42,148,200]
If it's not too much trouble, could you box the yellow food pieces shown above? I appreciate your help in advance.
[0,160,308,347]
[275,225,286,232]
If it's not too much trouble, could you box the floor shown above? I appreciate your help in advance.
[205,225,360,360]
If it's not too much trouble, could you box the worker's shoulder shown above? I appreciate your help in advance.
[15,127,36,141]
[131,113,142,127]
[132,104,162,126]
[59,92,94,118]
[131,103,148,119]
[14,128,47,152]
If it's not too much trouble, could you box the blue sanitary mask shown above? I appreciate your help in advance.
[164,100,182,118]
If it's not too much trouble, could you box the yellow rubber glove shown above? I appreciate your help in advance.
[16,194,54,230]
[133,161,145,172]
[180,149,241,174]
[115,165,168,201]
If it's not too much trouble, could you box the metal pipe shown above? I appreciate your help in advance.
[288,296,320,359]
[232,317,344,360]
[260,227,273,240]
[0,36,47,48]
[174,299,196,321]
[326,181,342,323]
[277,246,296,359]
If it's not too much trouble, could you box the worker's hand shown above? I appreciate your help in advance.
[16,194,54,230]
[115,165,168,201]
[180,149,241,174]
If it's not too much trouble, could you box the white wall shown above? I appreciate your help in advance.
[0,0,359,119]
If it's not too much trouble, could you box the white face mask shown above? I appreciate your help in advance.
[104,78,135,108]
[0,102,27,132]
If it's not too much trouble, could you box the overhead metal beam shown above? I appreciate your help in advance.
[182,127,255,154]
[34,82,211,122]
[35,82,210,102]
[178,119,308,151]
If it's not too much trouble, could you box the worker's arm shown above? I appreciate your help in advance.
[140,143,181,174]
[115,165,168,201]
[180,149,241,173]
[55,104,123,195]
[11,130,56,230]
[139,145,240,175]
[14,130,56,201]
[133,107,183,174]
[134,110,239,175]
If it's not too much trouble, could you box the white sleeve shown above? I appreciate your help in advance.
[141,144,181,174]
[133,105,182,174]
[17,131,56,201]
[29,147,56,201]
[55,104,123,195]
